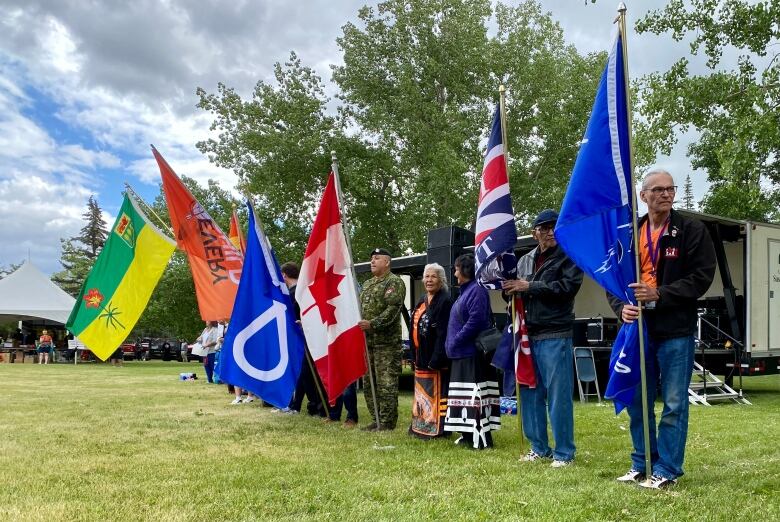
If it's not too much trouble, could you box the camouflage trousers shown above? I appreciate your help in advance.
[364,342,402,429]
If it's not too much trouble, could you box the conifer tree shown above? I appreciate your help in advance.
[683,175,695,210]
[52,196,108,296]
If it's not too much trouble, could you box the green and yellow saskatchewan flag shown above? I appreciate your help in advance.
[67,194,176,361]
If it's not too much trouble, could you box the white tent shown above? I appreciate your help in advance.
[0,261,76,324]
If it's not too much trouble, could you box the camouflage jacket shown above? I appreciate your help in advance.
[360,271,406,345]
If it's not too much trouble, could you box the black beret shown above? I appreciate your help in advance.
[370,248,392,258]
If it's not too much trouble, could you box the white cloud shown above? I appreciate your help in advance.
[0,173,92,274]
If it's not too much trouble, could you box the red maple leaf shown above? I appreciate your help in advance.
[84,288,104,309]
[305,258,344,326]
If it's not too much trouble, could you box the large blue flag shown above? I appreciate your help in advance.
[220,201,305,409]
[475,104,517,289]
[554,28,644,413]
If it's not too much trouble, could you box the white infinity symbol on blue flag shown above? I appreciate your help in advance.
[232,300,288,381]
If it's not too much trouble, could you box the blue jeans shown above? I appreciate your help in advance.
[329,382,358,422]
[520,337,575,461]
[203,352,216,383]
[627,335,695,480]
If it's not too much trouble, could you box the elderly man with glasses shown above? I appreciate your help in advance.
[610,169,716,489]
[503,208,583,468]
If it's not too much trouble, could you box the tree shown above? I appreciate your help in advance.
[133,176,240,340]
[682,174,695,210]
[80,196,109,258]
[335,0,604,239]
[634,0,780,222]
[197,53,356,263]
[52,195,108,296]
[197,0,604,262]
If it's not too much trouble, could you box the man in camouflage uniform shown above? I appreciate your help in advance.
[358,248,406,431]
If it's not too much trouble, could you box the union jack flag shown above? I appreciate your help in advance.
[492,296,536,389]
[475,105,517,289]
[510,297,535,387]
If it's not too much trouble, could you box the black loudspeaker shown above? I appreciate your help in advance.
[427,246,458,267]
[427,226,474,249]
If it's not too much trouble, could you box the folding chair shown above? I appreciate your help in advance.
[574,347,601,403]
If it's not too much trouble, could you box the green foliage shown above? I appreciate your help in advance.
[197,0,604,259]
[493,2,605,225]
[1,364,779,520]
[197,53,348,263]
[133,176,241,340]
[634,0,780,222]
[51,195,109,296]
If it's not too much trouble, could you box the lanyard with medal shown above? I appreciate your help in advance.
[644,216,669,308]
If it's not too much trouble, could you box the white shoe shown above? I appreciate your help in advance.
[639,474,677,489]
[616,468,646,483]
[519,450,548,462]
[551,459,573,468]
[230,397,242,405]
[242,396,255,403]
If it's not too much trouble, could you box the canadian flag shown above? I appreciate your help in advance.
[513,296,536,388]
[296,172,367,405]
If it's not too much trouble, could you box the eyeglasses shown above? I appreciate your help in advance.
[647,186,677,195]
[534,224,555,233]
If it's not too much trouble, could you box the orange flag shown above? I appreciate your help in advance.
[228,209,246,254]
[152,146,242,321]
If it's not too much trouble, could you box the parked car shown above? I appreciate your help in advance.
[147,339,182,361]
[120,342,137,360]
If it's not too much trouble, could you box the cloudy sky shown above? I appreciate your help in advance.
[0,0,710,275]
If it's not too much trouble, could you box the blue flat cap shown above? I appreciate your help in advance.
[532,209,559,228]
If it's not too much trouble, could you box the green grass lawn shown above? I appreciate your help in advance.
[1,361,778,521]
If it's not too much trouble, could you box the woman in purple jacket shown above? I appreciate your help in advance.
[443,253,501,449]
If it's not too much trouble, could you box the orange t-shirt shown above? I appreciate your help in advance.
[39,335,53,345]
[638,221,667,288]
[411,301,427,349]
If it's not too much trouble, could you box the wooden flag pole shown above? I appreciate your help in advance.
[331,151,381,428]
[617,3,653,480]
[499,85,525,453]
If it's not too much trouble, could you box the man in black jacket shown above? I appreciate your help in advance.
[503,209,583,467]
[612,169,716,489]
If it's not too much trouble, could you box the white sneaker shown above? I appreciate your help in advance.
[616,468,646,483]
[551,459,573,468]
[639,474,677,490]
[230,397,242,405]
[519,450,548,462]
[242,396,255,403]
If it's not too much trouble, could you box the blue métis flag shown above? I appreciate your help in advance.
[475,104,517,289]
[220,201,305,409]
[554,29,644,413]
